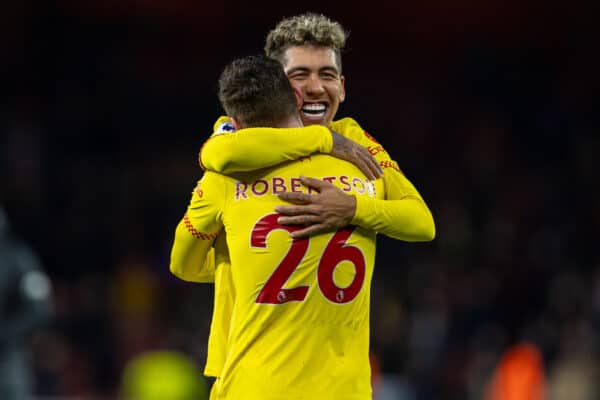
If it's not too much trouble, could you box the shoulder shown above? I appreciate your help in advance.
[212,116,235,135]
[330,117,381,145]
[201,171,232,186]
[195,172,227,197]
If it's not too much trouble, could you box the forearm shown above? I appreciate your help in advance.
[200,125,332,174]
[353,162,435,241]
[169,217,217,282]
[273,118,436,240]
[351,195,435,241]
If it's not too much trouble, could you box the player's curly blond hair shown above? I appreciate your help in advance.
[264,13,348,72]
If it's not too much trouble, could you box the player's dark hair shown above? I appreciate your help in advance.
[218,55,298,127]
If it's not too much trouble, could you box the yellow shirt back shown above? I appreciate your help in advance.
[187,154,384,400]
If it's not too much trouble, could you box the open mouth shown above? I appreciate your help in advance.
[301,103,327,120]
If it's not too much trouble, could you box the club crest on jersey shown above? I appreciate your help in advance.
[214,121,236,135]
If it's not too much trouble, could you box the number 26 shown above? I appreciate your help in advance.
[250,213,366,305]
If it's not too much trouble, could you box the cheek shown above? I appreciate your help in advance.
[326,84,344,103]
[289,81,305,93]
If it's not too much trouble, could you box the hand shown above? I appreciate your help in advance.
[330,130,383,180]
[275,176,356,239]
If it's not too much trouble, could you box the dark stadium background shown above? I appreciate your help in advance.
[2,1,598,399]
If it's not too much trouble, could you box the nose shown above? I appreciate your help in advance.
[305,74,325,96]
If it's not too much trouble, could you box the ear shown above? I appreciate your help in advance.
[293,86,303,110]
[231,117,242,131]
[339,75,346,103]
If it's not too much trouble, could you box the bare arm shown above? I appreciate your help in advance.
[330,130,382,180]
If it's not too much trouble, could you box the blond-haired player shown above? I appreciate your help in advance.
[174,12,435,394]
[175,54,388,399]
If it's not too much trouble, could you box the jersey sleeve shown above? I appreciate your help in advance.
[352,167,436,241]
[169,172,226,282]
[332,118,436,242]
[199,116,333,174]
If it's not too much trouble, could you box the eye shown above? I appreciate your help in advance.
[321,72,338,80]
[288,72,308,80]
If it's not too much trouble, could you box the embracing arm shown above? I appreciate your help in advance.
[199,117,381,179]
[330,117,435,241]
[277,118,435,241]
[169,175,224,282]
[351,164,435,242]
[200,120,332,173]
[276,169,435,242]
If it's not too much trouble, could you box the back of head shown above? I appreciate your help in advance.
[218,55,298,128]
[264,13,348,72]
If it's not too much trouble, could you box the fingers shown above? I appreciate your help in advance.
[345,144,382,180]
[330,131,383,180]
[277,176,331,199]
[275,204,318,216]
[277,215,321,226]
[289,224,329,239]
[347,142,382,180]
[357,148,383,180]
[352,157,374,180]
[298,175,330,190]
[278,191,312,204]
[366,152,383,179]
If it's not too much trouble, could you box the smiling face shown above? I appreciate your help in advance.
[282,45,345,127]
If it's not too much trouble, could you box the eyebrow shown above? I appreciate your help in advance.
[286,67,310,75]
[286,66,340,75]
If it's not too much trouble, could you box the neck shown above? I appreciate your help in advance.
[237,114,304,129]
[275,114,304,128]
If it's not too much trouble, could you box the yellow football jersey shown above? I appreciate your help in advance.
[201,116,435,241]
[193,117,435,386]
[186,154,384,399]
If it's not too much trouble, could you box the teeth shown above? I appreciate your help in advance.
[302,104,326,112]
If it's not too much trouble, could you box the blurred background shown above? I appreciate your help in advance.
[1,1,598,399]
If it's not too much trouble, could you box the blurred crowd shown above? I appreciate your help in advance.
[2,2,598,399]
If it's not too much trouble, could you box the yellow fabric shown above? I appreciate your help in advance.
[169,223,232,377]
[185,155,383,399]
[189,116,435,383]
[200,116,435,241]
[170,218,216,283]
[330,118,435,241]
[204,234,234,377]
[200,117,333,173]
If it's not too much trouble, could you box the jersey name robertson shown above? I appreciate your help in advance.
[234,175,376,200]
